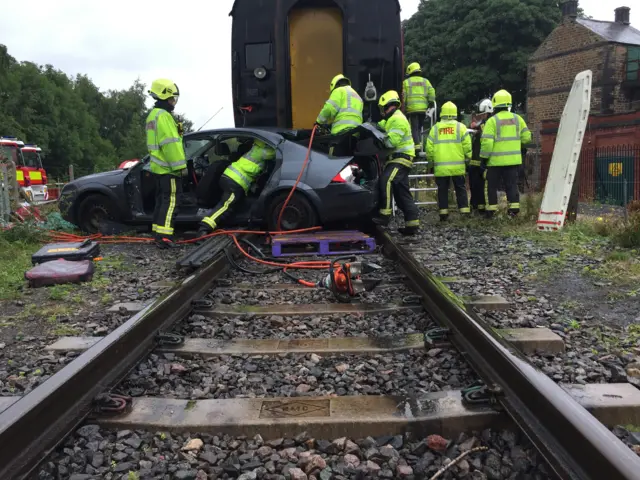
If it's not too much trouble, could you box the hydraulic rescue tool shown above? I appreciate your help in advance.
[316,256,383,303]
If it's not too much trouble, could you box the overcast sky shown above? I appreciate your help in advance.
[0,0,632,130]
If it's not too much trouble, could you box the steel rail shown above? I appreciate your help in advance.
[377,228,640,480]
[0,236,234,480]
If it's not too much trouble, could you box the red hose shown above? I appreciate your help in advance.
[276,125,317,231]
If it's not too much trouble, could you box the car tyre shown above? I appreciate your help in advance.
[77,194,118,233]
[267,191,319,231]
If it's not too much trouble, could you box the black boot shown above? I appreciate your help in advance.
[508,209,520,218]
[154,234,178,249]
[372,215,391,227]
[194,226,213,244]
[398,225,419,236]
[439,214,449,222]
[485,210,496,219]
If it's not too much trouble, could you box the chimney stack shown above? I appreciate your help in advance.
[561,1,579,21]
[614,6,630,25]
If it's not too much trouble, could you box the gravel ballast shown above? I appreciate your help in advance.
[35,427,552,480]
[119,349,476,400]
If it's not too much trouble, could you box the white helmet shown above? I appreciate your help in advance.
[477,98,493,114]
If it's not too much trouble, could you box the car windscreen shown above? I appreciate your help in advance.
[184,138,214,159]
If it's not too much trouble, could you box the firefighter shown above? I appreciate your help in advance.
[315,74,363,156]
[372,90,420,236]
[480,90,532,217]
[468,99,493,213]
[146,78,187,248]
[197,139,275,235]
[402,62,436,151]
[425,101,471,222]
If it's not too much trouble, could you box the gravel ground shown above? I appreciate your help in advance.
[35,427,552,480]
[172,310,431,340]
[118,349,475,400]
[0,244,189,396]
[388,210,640,389]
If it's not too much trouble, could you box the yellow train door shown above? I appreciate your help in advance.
[288,7,343,129]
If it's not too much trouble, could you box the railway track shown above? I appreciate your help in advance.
[1,228,640,479]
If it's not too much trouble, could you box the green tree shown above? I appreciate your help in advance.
[0,45,193,178]
[403,0,562,112]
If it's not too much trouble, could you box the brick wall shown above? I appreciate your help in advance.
[527,19,605,140]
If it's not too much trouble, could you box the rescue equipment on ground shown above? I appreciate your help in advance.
[31,239,100,265]
[316,256,383,303]
[25,259,95,288]
[271,230,376,257]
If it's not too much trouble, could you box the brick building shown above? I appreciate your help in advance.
[527,1,640,143]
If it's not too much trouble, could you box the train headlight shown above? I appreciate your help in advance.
[254,67,267,80]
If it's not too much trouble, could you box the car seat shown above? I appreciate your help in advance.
[195,142,232,208]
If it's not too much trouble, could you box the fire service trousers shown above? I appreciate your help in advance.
[467,166,485,212]
[408,112,425,149]
[379,164,420,227]
[435,175,470,218]
[200,175,246,231]
[152,173,182,237]
[485,165,521,216]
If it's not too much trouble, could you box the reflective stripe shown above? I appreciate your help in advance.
[150,155,187,168]
[397,144,414,152]
[384,167,399,214]
[202,192,236,230]
[334,119,361,127]
[439,209,449,215]
[146,109,163,151]
[469,160,482,167]
[481,134,493,139]
[509,203,520,209]
[327,100,340,110]
[160,137,181,146]
[226,166,251,187]
[460,207,470,213]
[488,150,522,157]
[436,160,466,166]
[389,129,404,135]
[162,177,177,233]
[155,225,173,235]
[405,219,420,227]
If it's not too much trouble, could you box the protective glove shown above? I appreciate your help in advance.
[177,122,184,137]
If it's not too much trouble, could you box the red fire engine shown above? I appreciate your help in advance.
[0,137,49,203]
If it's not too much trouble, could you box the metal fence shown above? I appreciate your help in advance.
[537,144,640,207]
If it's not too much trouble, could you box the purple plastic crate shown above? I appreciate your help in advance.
[271,230,376,257]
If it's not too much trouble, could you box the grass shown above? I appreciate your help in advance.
[0,225,43,301]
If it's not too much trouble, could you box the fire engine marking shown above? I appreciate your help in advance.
[259,400,330,418]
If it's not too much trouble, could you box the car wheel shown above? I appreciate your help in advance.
[77,194,118,233]
[267,191,319,231]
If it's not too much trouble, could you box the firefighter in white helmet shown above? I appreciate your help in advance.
[146,78,187,248]
[468,98,493,213]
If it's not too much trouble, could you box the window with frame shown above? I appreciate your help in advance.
[627,47,640,81]
[245,43,273,70]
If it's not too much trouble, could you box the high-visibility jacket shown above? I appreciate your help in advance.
[402,76,436,114]
[224,140,275,193]
[146,107,187,176]
[379,110,415,168]
[426,120,472,177]
[479,111,532,167]
[316,86,363,135]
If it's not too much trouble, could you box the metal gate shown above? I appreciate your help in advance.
[392,102,438,215]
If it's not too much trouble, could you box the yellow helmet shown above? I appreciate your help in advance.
[330,74,351,91]
[406,62,422,76]
[441,101,458,118]
[378,90,401,109]
[149,79,180,101]
[492,89,512,109]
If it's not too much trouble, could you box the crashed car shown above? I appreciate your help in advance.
[58,125,393,233]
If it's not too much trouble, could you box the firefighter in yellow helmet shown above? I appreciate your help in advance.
[372,90,420,236]
[197,138,275,236]
[146,78,187,248]
[315,74,363,156]
[402,62,436,151]
[479,89,532,217]
[425,101,471,222]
